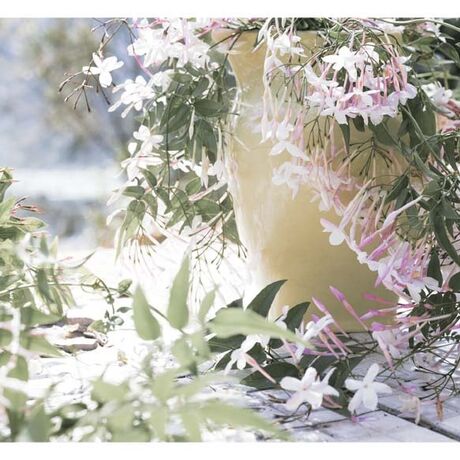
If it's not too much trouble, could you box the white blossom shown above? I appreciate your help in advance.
[83,53,124,88]
[280,367,338,410]
[345,363,392,413]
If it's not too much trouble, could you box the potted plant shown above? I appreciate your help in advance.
[61,17,460,417]
[65,18,459,326]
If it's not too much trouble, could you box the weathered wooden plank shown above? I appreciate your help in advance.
[379,394,460,441]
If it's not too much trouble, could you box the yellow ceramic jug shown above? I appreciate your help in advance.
[214,30,398,330]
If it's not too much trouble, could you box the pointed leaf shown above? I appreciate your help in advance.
[133,287,161,340]
[247,280,286,317]
[167,257,190,329]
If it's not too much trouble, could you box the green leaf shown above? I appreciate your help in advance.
[427,250,443,286]
[439,42,460,66]
[167,257,190,329]
[0,328,13,347]
[92,380,127,404]
[284,302,310,331]
[370,121,396,146]
[141,169,157,189]
[431,213,460,265]
[448,272,460,291]
[171,337,196,369]
[22,404,51,442]
[247,280,286,318]
[19,334,62,357]
[8,356,28,381]
[199,401,285,438]
[339,123,350,153]
[198,290,216,323]
[210,308,309,346]
[194,99,223,117]
[180,409,202,441]
[385,175,409,204]
[352,116,365,132]
[0,197,15,224]
[20,307,60,327]
[132,287,161,340]
[242,362,299,390]
[123,186,145,199]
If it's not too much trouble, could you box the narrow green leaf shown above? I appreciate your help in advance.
[25,404,51,442]
[167,257,190,329]
[199,401,286,438]
[242,362,299,390]
[133,287,161,340]
[198,290,216,323]
[247,280,286,318]
[19,334,62,357]
[92,380,127,404]
[448,272,460,291]
[210,308,309,347]
[339,123,350,153]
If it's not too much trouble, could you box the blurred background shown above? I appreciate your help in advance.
[0,18,135,250]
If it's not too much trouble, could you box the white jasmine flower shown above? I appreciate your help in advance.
[224,339,254,373]
[295,315,334,360]
[151,70,173,92]
[272,161,309,198]
[281,367,338,411]
[422,82,453,114]
[271,33,304,56]
[109,76,155,117]
[322,47,361,82]
[320,218,347,246]
[270,120,307,159]
[399,394,422,424]
[132,125,164,156]
[304,64,338,90]
[372,328,405,359]
[345,363,392,413]
[83,53,124,88]
[128,25,170,67]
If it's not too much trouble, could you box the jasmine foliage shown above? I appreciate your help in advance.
[0,169,130,441]
[45,259,292,442]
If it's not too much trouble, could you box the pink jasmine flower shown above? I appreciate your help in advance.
[83,53,124,88]
[321,98,352,124]
[345,363,392,413]
[281,367,338,411]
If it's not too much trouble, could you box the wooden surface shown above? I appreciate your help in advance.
[32,245,459,442]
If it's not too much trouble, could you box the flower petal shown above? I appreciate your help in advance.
[280,376,302,392]
[362,387,378,410]
[285,391,307,411]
